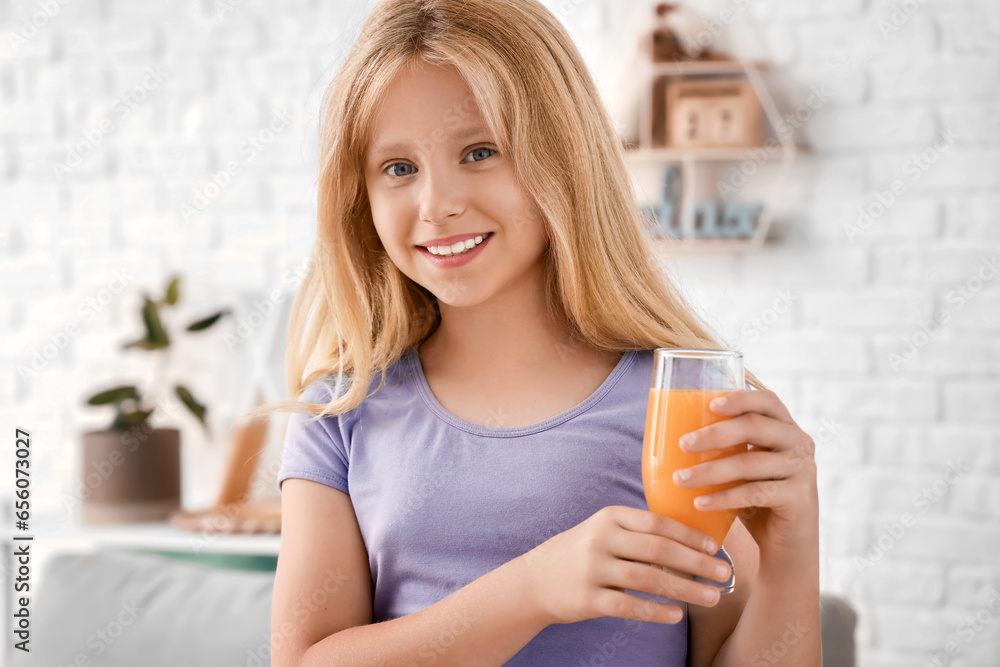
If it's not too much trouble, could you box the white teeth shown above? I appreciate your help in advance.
[428,233,489,256]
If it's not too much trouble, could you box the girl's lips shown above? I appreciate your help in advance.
[417,232,493,268]
[418,232,490,248]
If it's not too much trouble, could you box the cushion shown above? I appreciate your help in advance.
[11,549,275,667]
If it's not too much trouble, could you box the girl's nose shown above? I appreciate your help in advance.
[418,168,466,224]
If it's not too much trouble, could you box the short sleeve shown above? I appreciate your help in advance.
[276,378,354,495]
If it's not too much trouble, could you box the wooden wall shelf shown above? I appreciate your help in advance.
[647,58,770,77]
[654,237,773,254]
[625,56,797,253]
[625,145,796,163]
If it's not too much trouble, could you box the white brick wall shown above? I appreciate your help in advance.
[632,1,1000,664]
[1,0,998,664]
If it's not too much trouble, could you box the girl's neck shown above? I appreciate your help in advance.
[418,304,612,385]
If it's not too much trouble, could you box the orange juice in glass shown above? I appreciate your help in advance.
[642,349,747,594]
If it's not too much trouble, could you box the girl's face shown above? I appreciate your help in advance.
[364,61,548,308]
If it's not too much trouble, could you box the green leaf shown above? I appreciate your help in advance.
[186,309,229,332]
[112,409,153,431]
[87,386,140,406]
[164,276,180,306]
[141,296,170,348]
[122,338,160,351]
[175,384,207,427]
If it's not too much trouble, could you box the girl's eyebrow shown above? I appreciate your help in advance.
[369,126,492,161]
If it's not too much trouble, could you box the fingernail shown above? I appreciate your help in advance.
[716,564,730,580]
[681,433,696,449]
[702,587,718,602]
[694,496,709,508]
[711,397,727,409]
[703,537,717,554]
[674,468,691,483]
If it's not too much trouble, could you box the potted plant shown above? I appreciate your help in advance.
[80,275,230,524]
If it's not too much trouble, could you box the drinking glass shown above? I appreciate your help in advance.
[641,348,746,595]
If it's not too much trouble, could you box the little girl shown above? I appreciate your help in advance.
[267,1,821,665]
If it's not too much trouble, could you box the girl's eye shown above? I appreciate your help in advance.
[386,162,415,178]
[464,147,495,162]
[383,147,495,178]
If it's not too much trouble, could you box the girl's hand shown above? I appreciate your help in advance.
[518,505,734,627]
[672,389,819,559]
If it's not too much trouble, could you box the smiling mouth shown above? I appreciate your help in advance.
[420,232,493,256]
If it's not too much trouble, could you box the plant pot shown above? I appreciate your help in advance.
[80,427,181,524]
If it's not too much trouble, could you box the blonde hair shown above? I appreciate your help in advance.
[248,0,764,423]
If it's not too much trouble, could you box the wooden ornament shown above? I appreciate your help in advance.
[168,388,282,535]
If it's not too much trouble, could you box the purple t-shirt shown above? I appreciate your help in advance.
[277,347,734,665]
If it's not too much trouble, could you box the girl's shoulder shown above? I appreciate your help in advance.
[304,348,418,399]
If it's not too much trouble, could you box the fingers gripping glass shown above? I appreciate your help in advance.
[642,349,745,595]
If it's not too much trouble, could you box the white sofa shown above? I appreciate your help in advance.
[11,549,856,666]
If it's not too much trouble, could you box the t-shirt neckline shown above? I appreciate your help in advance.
[406,347,637,437]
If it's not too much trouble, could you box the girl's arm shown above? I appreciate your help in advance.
[275,478,548,666]
[300,554,548,667]
[709,524,822,666]
[671,389,823,666]
[300,500,734,666]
